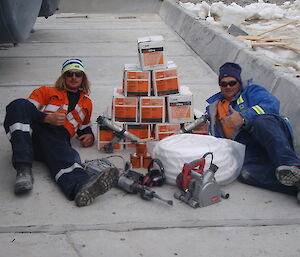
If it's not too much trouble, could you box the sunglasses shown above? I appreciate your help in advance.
[219,80,238,87]
[65,71,83,78]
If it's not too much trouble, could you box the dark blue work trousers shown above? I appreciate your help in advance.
[4,99,90,200]
[235,115,300,195]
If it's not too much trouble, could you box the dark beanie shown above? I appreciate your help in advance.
[218,62,242,84]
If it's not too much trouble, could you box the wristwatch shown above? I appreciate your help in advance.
[242,117,246,126]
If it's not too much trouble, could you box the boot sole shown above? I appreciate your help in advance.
[276,166,300,187]
[15,183,33,194]
[14,175,33,195]
[75,167,119,207]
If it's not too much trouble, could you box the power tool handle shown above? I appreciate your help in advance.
[183,158,205,172]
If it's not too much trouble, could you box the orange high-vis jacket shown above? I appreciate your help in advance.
[28,86,93,137]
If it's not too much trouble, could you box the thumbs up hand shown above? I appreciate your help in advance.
[44,112,66,126]
[223,105,244,128]
[43,106,66,126]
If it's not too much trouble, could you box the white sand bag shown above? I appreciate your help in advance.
[150,134,245,186]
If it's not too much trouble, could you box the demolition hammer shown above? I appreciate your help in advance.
[97,116,142,153]
[117,169,173,206]
[177,113,209,134]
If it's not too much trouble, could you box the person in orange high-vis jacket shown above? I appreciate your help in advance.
[4,59,118,207]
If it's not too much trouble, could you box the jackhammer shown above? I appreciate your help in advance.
[97,115,142,153]
[117,169,173,206]
[177,114,209,134]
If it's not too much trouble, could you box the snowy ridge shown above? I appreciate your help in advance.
[179,0,300,24]
[179,0,300,73]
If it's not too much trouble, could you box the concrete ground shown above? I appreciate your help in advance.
[0,1,300,257]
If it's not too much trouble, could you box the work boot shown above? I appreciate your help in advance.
[276,165,300,187]
[75,167,119,207]
[15,165,34,194]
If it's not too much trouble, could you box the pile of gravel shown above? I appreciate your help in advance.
[179,0,295,7]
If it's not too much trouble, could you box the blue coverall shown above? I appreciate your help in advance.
[4,99,91,200]
[206,83,300,195]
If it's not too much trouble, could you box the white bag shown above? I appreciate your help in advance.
[149,134,245,186]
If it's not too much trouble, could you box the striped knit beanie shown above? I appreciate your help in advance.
[61,58,85,74]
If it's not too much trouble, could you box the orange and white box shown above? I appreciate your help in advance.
[112,96,138,123]
[166,94,194,123]
[140,97,165,123]
[123,64,151,96]
[137,35,166,71]
[155,123,181,140]
[97,123,124,151]
[152,61,179,96]
[125,124,152,148]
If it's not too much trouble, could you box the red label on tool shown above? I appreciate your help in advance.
[211,196,219,203]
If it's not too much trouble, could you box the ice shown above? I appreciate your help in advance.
[220,4,247,26]
[179,0,300,23]
[179,0,300,73]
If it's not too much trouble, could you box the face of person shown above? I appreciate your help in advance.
[64,69,84,92]
[219,76,241,101]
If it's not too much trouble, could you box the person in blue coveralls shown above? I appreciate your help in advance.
[206,62,300,202]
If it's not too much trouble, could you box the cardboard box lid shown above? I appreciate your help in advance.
[114,96,138,105]
[167,94,193,102]
[140,97,165,106]
[137,35,164,43]
[124,63,141,71]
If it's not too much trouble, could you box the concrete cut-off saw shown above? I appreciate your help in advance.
[174,152,229,208]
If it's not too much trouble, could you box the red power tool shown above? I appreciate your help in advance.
[175,152,229,208]
[176,152,212,191]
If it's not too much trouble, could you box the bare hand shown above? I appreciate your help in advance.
[78,134,94,147]
[44,113,66,126]
[223,105,244,128]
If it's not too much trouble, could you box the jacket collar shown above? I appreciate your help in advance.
[206,89,243,104]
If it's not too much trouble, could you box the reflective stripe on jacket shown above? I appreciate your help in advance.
[28,86,92,137]
[206,83,280,139]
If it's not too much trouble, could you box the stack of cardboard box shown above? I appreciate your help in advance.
[98,35,208,166]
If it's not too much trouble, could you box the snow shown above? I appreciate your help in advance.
[179,0,300,74]
[179,0,300,24]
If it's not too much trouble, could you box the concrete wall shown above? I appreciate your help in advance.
[159,0,300,153]
[58,0,163,13]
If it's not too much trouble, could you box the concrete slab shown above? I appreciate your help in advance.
[2,225,299,257]
[59,0,162,14]
[0,42,191,58]
[0,233,76,257]
[28,28,179,43]
[35,13,167,29]
[69,226,300,257]
[0,56,215,86]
